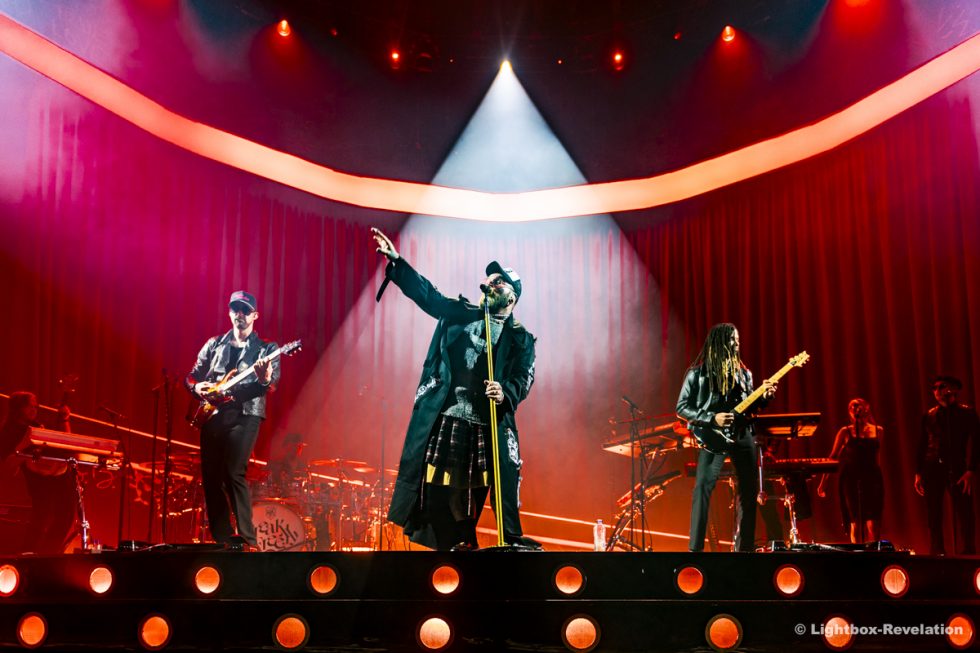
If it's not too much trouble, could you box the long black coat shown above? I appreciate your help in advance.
[382,258,536,548]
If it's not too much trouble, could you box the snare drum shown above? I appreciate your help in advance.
[252,500,315,552]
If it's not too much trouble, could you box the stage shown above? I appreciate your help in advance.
[0,549,975,652]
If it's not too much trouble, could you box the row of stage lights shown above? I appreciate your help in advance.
[0,561,976,651]
[273,18,740,73]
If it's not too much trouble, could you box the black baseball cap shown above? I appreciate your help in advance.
[486,261,522,299]
[229,290,257,313]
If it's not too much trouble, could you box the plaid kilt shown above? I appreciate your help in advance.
[424,415,488,488]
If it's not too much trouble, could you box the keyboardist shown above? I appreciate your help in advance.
[0,391,76,553]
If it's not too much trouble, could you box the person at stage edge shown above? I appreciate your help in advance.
[0,391,76,553]
[915,375,979,555]
[184,290,279,548]
[677,323,776,552]
[371,227,540,551]
[817,398,885,544]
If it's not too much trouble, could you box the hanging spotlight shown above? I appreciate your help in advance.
[721,25,736,42]
[611,49,626,72]
[277,19,291,38]
[389,48,402,70]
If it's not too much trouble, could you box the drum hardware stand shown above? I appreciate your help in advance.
[159,374,176,543]
[606,467,680,551]
[622,395,646,551]
[68,458,93,551]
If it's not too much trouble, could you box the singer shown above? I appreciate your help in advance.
[371,227,540,551]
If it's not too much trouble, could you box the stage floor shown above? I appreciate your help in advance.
[0,549,976,652]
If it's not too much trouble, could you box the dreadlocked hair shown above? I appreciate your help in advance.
[691,323,743,396]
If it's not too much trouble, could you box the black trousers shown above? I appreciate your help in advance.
[200,409,261,545]
[23,469,76,554]
[922,463,976,555]
[690,435,758,552]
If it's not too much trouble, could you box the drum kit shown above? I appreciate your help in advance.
[134,453,395,552]
[249,458,394,552]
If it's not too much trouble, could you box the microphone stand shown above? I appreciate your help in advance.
[147,374,163,542]
[112,410,128,547]
[622,396,645,551]
[160,375,175,543]
[483,290,506,548]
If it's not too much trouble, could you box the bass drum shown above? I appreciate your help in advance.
[252,500,315,552]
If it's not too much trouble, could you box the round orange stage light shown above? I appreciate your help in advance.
[880,565,909,598]
[194,566,221,594]
[0,565,20,596]
[89,566,113,594]
[705,614,742,652]
[273,615,309,650]
[947,614,975,650]
[431,565,460,595]
[277,20,291,37]
[139,614,172,650]
[722,25,736,43]
[17,613,47,648]
[562,615,599,652]
[554,565,585,595]
[774,564,804,597]
[417,617,452,650]
[675,566,704,595]
[309,565,338,595]
[973,568,980,594]
[822,616,854,650]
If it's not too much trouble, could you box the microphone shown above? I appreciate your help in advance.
[621,395,643,413]
[151,369,170,393]
[479,283,493,295]
[98,405,126,421]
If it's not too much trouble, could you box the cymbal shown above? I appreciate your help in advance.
[308,458,375,474]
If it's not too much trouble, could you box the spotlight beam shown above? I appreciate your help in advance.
[1,14,978,221]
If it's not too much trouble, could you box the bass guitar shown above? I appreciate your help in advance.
[689,351,810,454]
[187,340,301,428]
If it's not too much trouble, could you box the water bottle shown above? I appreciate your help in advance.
[593,519,607,552]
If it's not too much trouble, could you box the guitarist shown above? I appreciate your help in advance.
[677,323,776,552]
[184,290,279,549]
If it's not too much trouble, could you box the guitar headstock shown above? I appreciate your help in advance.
[281,340,302,357]
[789,351,810,367]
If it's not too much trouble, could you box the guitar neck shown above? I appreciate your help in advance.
[733,361,795,414]
[220,348,283,390]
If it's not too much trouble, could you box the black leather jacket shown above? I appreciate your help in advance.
[184,330,280,419]
[917,403,980,475]
[676,365,762,439]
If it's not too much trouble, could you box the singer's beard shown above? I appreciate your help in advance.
[482,289,511,313]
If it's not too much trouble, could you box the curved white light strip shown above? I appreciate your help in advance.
[1,13,978,221]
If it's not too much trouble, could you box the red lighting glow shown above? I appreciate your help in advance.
[554,565,585,595]
[89,566,113,594]
[676,566,704,595]
[612,50,625,71]
[17,613,47,649]
[948,614,975,650]
[822,616,854,650]
[721,25,736,43]
[431,565,460,595]
[194,566,221,594]
[562,616,599,652]
[706,614,742,651]
[774,565,804,597]
[309,565,338,595]
[139,614,172,650]
[277,20,291,38]
[417,617,452,650]
[274,615,309,650]
[389,49,402,70]
[880,565,909,597]
[0,565,19,596]
[1,14,977,221]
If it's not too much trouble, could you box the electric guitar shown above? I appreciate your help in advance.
[689,351,810,455]
[187,340,301,428]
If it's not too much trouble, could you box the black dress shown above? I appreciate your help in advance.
[837,425,884,530]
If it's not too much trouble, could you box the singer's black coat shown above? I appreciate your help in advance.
[381,257,536,549]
